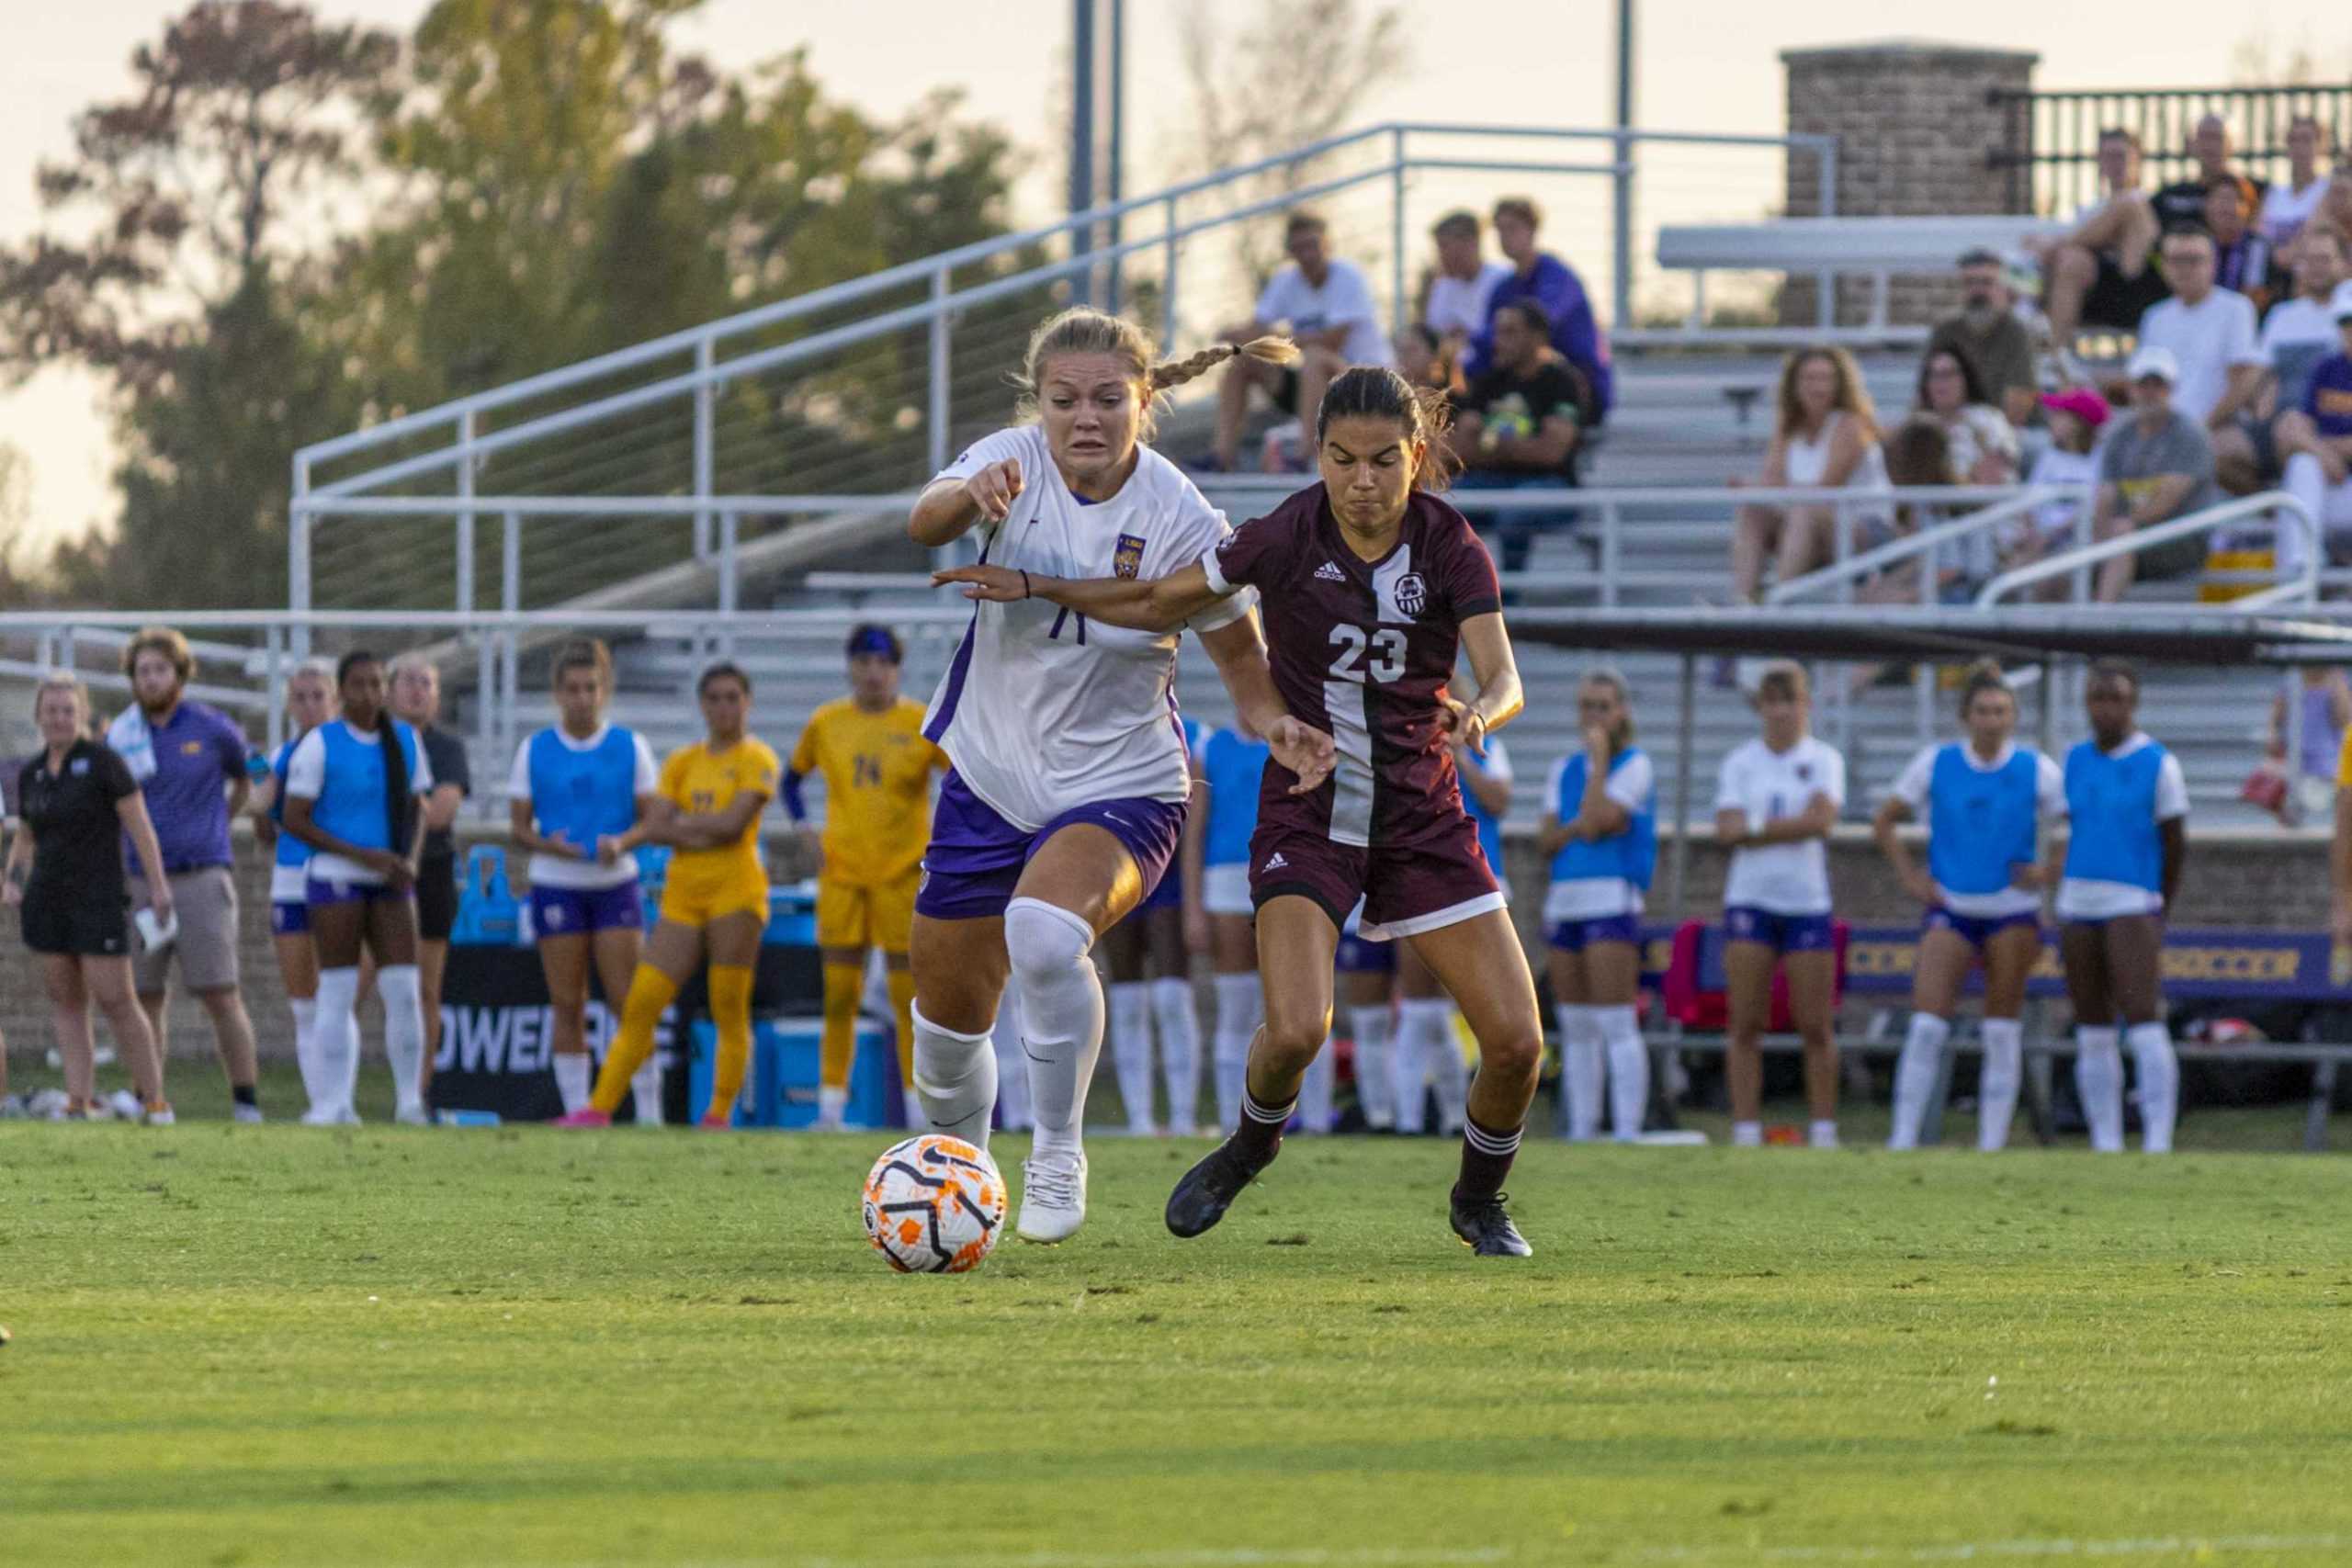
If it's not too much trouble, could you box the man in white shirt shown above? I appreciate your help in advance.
[2239,226,2351,488]
[1417,209,1510,371]
[2136,227,2264,434]
[1211,210,1389,470]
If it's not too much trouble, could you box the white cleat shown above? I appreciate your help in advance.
[232,1103,264,1124]
[300,1106,339,1126]
[106,1089,144,1122]
[1016,1151,1088,1245]
[142,1104,177,1127]
[394,1103,430,1126]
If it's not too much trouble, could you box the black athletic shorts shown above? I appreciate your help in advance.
[415,853,458,942]
[2082,254,2169,332]
[20,879,130,958]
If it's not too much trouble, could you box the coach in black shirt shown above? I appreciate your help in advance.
[390,657,471,1100]
[4,673,172,1118]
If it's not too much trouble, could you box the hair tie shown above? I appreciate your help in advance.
[1020,570,1032,600]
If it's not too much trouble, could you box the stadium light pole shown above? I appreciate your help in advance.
[1069,0,1095,307]
[1611,0,1635,331]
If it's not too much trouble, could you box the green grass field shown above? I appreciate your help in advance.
[6,1077,2352,1567]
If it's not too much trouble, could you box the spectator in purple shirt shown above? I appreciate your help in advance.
[1467,197,1613,423]
[109,626,264,1119]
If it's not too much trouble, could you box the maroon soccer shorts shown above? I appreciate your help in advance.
[1247,807,1503,942]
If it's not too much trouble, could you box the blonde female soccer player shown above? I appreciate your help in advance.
[248,659,350,1121]
[558,662,777,1129]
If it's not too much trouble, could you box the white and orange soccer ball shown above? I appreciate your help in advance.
[861,1134,1006,1273]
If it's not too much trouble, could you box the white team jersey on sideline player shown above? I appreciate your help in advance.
[923,425,1256,830]
[1714,735,1846,916]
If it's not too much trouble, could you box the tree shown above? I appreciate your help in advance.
[0,2,399,606]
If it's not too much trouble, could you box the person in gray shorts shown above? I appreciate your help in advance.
[109,626,266,1121]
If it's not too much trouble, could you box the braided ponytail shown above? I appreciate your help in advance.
[1148,335,1299,393]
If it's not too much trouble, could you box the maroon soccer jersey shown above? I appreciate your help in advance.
[1200,484,1503,849]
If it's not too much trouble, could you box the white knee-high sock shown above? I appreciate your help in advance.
[1390,999,1430,1134]
[1107,980,1157,1134]
[1976,1017,2024,1152]
[289,997,322,1111]
[552,1052,592,1115]
[1889,1012,1951,1149]
[992,982,1031,1133]
[1556,1002,1602,1141]
[1210,974,1260,1132]
[1350,1004,1396,1129]
[313,967,361,1122]
[1297,1034,1335,1134]
[1404,998,1469,1135]
[379,964,426,1120]
[1149,976,1200,1134]
[2127,1021,2178,1154]
[912,1004,998,1148]
[1598,1004,1649,1142]
[1004,897,1105,1162]
[2075,1025,2125,1152]
[631,1057,662,1126]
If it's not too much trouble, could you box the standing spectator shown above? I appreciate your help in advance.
[106,626,263,1121]
[1417,209,1510,369]
[1928,250,2037,427]
[1471,197,1612,423]
[2153,115,2264,232]
[1209,211,1387,471]
[2089,345,2221,603]
[2203,178,2272,310]
[2032,128,2164,352]
[1726,345,1890,604]
[2278,282,2352,570]
[1999,388,2110,574]
[1913,347,2021,484]
[6,674,172,1122]
[390,656,468,1107]
[2258,117,2334,254]
[1450,299,1585,578]
[2137,229,2264,430]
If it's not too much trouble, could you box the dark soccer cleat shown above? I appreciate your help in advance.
[1164,1140,1271,1238]
[1450,1189,1532,1258]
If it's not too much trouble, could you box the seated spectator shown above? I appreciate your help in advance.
[2153,115,2265,233]
[2139,227,2264,440]
[1998,387,2110,575]
[2321,162,2352,253]
[2204,177,2273,311]
[1395,321,1453,396]
[1913,347,2021,484]
[2090,345,2221,602]
[1210,210,1389,471]
[2277,282,2352,574]
[1469,197,1612,423]
[2032,128,2164,352]
[1928,249,2038,427]
[1450,299,1585,578]
[1727,344,1890,604]
[2234,224,2350,491]
[2259,117,2335,255]
[1417,209,1510,372]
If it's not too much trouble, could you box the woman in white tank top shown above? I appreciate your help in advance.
[1729,345,1891,603]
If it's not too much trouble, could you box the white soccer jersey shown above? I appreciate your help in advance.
[923,425,1254,830]
[1714,736,1845,916]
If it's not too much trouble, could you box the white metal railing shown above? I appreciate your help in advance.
[1974,491,2320,611]
[289,121,1837,617]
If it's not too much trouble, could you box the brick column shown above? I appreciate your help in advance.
[1781,39,2039,327]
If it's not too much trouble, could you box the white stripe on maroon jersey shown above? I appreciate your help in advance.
[1323,676,1374,847]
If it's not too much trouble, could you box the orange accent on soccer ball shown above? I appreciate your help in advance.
[897,1217,922,1246]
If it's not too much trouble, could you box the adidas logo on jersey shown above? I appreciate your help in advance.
[1314,561,1346,582]
[1261,852,1289,872]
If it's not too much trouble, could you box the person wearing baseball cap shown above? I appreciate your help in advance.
[2004,387,2115,574]
[2087,343,2220,600]
[781,624,947,1130]
[2278,280,2352,575]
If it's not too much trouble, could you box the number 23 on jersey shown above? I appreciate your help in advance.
[1329,625,1405,683]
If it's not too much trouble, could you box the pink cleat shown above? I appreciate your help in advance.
[551,1108,612,1128]
[697,1110,732,1131]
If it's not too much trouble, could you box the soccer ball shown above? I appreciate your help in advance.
[861,1134,1006,1273]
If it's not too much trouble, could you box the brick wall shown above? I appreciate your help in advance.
[1,821,2328,1062]
[1780,39,2039,329]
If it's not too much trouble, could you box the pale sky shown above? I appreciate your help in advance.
[3,0,2346,560]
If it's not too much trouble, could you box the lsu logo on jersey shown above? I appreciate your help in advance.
[1113,533,1148,579]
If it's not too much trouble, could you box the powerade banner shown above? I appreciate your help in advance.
[1640,925,2351,1003]
[429,944,820,1122]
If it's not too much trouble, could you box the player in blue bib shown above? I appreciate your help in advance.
[280,651,435,1124]
[248,660,340,1119]
[506,639,663,1121]
[1536,671,1656,1141]
[1187,721,1272,1130]
[1102,713,1206,1135]
[2056,661,2188,1153]
[1872,663,2063,1152]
